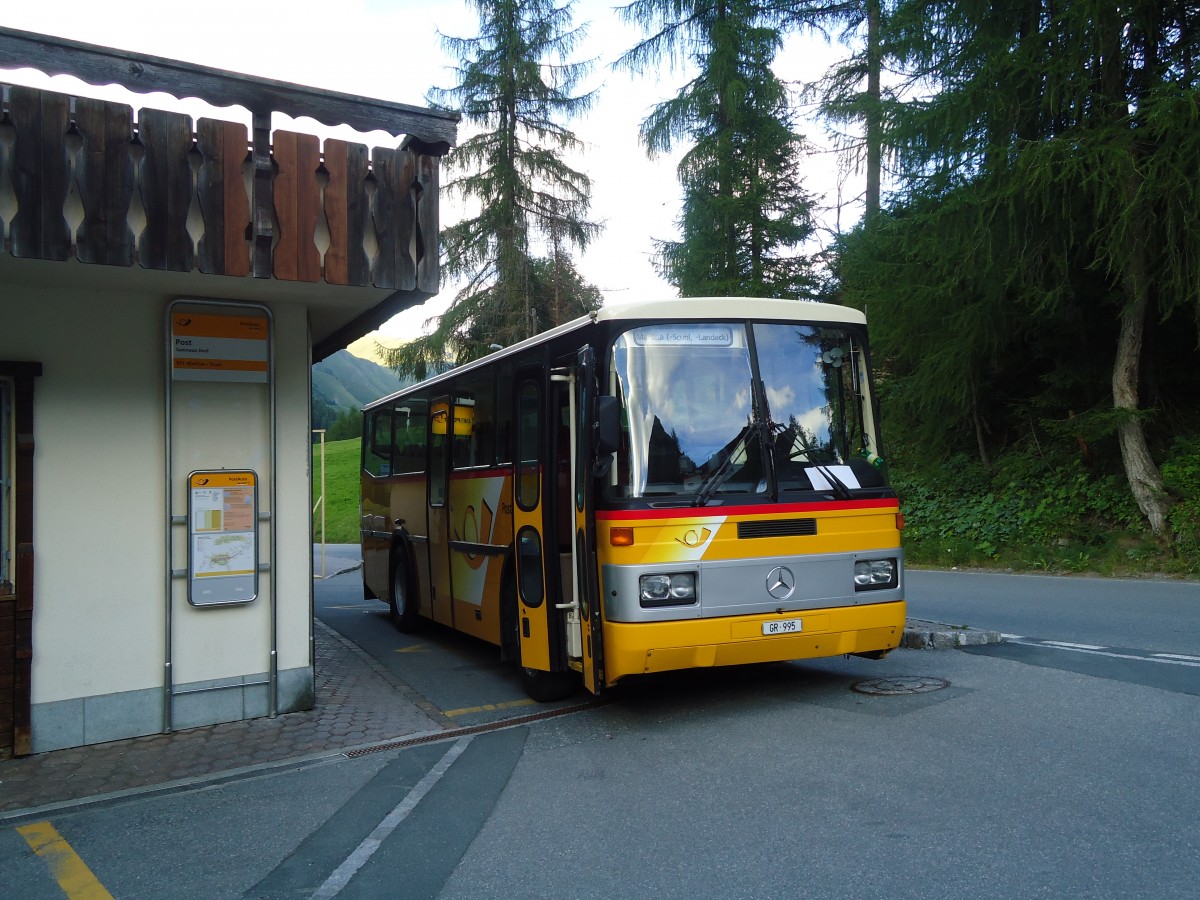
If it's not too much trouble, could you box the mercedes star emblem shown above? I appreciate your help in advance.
[766,565,796,600]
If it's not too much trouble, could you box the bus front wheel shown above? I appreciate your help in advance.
[389,552,419,633]
[518,664,578,704]
[504,577,577,702]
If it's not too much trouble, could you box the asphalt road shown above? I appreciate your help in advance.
[906,568,1200,653]
[4,567,1198,898]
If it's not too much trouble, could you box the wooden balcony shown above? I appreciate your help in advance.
[0,27,460,356]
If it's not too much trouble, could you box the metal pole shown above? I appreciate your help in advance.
[267,304,278,718]
[320,430,327,579]
[312,429,327,578]
[163,303,176,734]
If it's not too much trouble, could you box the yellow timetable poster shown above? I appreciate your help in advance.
[187,470,258,606]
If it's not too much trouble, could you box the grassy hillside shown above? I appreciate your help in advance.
[312,350,407,414]
[312,437,361,543]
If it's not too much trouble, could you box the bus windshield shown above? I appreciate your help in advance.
[609,321,872,501]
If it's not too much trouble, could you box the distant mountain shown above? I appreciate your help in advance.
[312,350,408,416]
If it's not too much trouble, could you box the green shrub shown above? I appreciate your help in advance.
[891,450,1153,573]
[1162,437,1200,567]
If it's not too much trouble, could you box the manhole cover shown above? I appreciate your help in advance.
[851,676,950,696]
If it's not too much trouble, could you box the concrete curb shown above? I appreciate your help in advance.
[314,559,361,579]
[902,618,1003,650]
[312,543,363,580]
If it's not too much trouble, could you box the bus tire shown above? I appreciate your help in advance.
[389,552,419,633]
[518,665,578,704]
[503,572,577,702]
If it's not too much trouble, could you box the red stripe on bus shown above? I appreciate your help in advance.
[595,499,899,521]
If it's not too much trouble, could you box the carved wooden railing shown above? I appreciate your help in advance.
[0,82,444,293]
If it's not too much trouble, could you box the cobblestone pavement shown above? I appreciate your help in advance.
[0,621,450,819]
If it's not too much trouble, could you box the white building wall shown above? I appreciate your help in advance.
[0,280,314,751]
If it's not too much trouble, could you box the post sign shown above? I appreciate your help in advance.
[171,313,269,382]
[431,398,475,436]
[187,470,258,606]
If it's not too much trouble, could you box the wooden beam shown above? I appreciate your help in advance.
[251,112,273,278]
[273,130,321,282]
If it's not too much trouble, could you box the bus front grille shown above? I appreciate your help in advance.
[737,519,817,539]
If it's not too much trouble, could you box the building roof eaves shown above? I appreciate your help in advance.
[0,25,460,149]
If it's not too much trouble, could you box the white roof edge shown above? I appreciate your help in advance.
[363,313,594,409]
[593,296,867,325]
[364,297,866,410]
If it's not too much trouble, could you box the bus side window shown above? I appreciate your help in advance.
[516,381,540,510]
[393,400,428,475]
[452,376,495,469]
[365,408,393,477]
[495,364,513,465]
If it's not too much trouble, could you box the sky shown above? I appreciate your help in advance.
[1,1,863,361]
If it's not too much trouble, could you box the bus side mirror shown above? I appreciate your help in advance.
[596,396,620,456]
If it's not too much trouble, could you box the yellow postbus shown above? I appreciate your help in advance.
[360,297,905,701]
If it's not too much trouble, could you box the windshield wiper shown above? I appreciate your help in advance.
[693,424,753,507]
[753,379,778,501]
[809,461,853,500]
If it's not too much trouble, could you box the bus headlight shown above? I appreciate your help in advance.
[854,558,897,590]
[639,573,697,607]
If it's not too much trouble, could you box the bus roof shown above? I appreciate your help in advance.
[363,297,866,410]
[594,296,866,326]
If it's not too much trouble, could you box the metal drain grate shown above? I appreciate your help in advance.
[851,676,950,695]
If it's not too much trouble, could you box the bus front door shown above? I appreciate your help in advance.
[512,374,565,680]
[512,360,604,699]
[570,347,605,694]
[428,395,453,628]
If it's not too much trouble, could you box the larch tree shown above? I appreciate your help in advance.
[814,0,888,225]
[838,0,1200,538]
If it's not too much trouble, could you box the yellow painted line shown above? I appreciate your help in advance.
[395,645,429,654]
[17,821,114,900]
[444,698,536,718]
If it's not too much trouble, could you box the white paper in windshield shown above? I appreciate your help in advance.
[805,465,861,491]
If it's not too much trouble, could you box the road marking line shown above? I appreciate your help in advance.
[1154,653,1200,662]
[445,698,536,718]
[1001,633,1025,640]
[311,736,474,898]
[1042,641,1107,651]
[395,645,429,654]
[1007,639,1200,668]
[17,821,114,900]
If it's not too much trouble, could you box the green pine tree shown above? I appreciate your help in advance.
[618,0,820,298]
[384,0,602,379]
